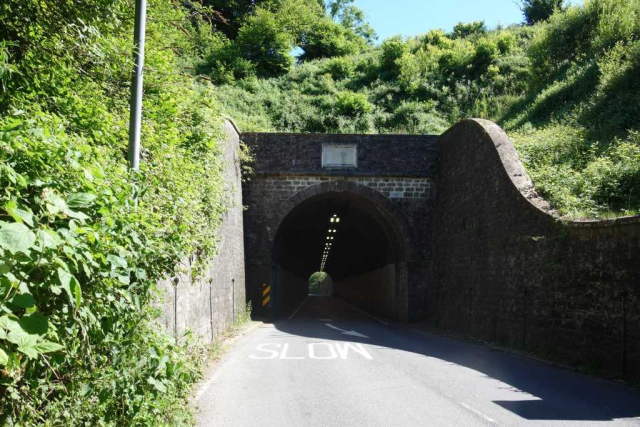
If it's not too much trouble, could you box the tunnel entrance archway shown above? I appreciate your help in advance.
[270,181,411,321]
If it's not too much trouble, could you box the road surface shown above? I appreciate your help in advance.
[196,296,640,426]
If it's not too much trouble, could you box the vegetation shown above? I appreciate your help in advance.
[211,0,640,218]
[195,0,375,82]
[1,0,639,424]
[519,0,566,25]
[308,272,330,294]
[0,0,234,424]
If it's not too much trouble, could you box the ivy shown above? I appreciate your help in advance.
[1,0,230,424]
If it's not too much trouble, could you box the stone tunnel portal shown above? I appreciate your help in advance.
[242,131,438,323]
[270,186,408,320]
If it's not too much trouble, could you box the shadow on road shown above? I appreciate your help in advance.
[267,296,640,422]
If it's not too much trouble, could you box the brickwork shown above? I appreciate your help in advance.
[251,176,432,200]
[428,119,640,382]
[241,132,439,178]
[242,131,439,321]
[241,120,640,382]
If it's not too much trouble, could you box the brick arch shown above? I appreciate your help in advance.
[270,179,414,321]
[271,180,414,262]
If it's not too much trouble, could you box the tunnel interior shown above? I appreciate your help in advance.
[271,191,403,319]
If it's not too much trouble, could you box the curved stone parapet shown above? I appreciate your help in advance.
[448,118,640,228]
[429,118,640,382]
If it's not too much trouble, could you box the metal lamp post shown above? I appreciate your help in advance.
[128,0,147,170]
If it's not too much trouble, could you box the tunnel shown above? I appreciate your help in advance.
[270,187,408,320]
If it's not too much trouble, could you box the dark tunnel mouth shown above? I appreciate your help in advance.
[269,186,409,319]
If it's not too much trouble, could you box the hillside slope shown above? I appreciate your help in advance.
[216,0,640,219]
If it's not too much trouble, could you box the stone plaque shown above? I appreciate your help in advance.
[322,144,357,169]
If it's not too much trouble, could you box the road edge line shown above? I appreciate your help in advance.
[457,402,501,425]
[193,321,262,402]
[341,299,389,325]
[288,297,309,320]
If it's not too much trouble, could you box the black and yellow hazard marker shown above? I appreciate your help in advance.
[262,283,270,307]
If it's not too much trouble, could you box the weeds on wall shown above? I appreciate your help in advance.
[207,302,253,361]
[0,0,231,424]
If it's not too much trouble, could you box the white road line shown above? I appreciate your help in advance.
[458,402,501,425]
[325,323,369,338]
[288,298,309,320]
[196,358,236,401]
[194,322,262,400]
[342,299,389,325]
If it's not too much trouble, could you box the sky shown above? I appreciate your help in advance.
[353,0,584,43]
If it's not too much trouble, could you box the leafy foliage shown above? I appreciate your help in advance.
[308,271,329,294]
[2,1,639,423]
[452,21,488,39]
[216,0,640,218]
[327,0,377,43]
[0,0,236,423]
[519,0,566,25]
[196,0,373,81]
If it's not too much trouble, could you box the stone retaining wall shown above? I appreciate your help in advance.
[156,121,246,343]
[428,119,640,382]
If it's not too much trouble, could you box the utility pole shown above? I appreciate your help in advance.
[128,0,147,170]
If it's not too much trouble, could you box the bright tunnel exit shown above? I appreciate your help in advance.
[308,271,333,296]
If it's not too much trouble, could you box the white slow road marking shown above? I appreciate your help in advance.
[249,343,281,359]
[325,323,369,338]
[288,298,309,319]
[248,342,373,360]
[458,402,501,425]
[280,343,304,360]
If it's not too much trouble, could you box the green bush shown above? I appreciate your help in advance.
[512,126,640,217]
[322,57,356,80]
[382,100,447,134]
[235,8,295,77]
[527,5,594,86]
[495,31,516,54]
[335,91,373,116]
[473,38,500,73]
[452,21,488,39]
[299,19,366,61]
[519,0,566,25]
[0,0,234,423]
[422,30,452,49]
[212,0,640,218]
[379,36,407,78]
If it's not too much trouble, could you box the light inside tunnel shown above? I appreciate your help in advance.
[320,215,341,271]
[271,191,400,318]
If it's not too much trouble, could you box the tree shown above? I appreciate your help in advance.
[199,0,373,76]
[519,0,566,25]
[200,0,268,39]
[379,36,407,78]
[327,0,377,43]
[299,19,366,61]
[235,8,295,77]
[451,21,487,39]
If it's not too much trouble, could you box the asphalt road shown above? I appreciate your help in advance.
[196,296,640,426]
